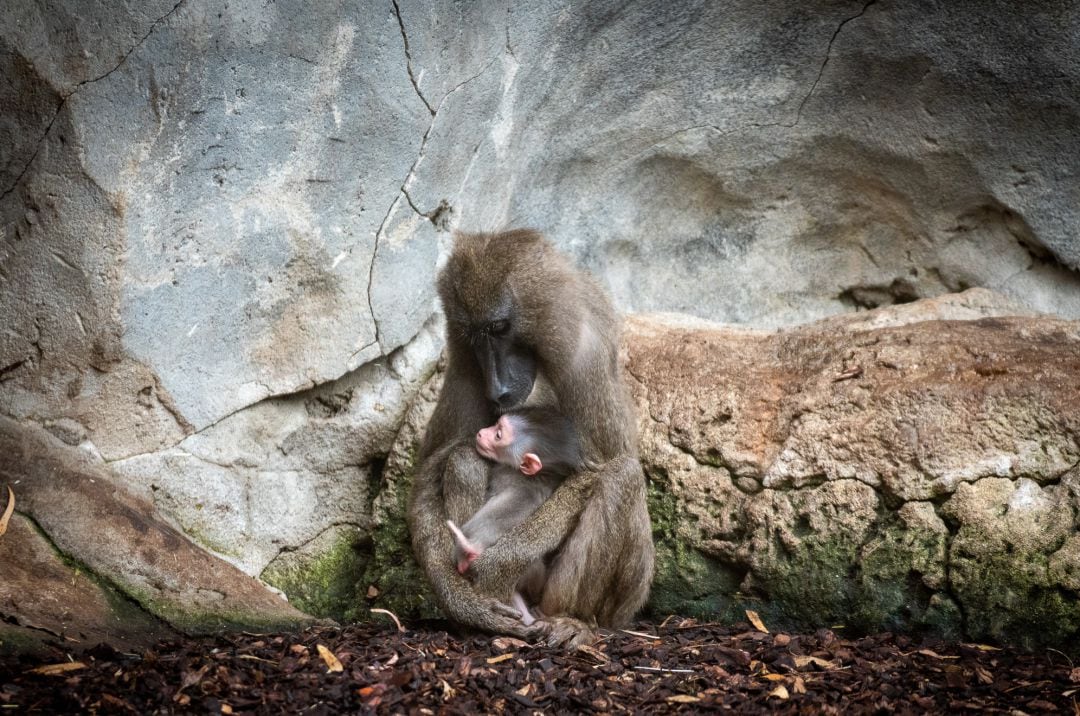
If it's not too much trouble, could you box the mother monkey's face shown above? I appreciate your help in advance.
[467,306,538,414]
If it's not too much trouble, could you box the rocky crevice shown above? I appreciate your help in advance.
[0,0,188,200]
[368,10,505,351]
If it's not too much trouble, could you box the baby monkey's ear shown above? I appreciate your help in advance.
[519,453,543,476]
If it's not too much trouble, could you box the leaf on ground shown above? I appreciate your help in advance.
[961,643,1001,652]
[316,644,343,673]
[794,655,838,670]
[666,695,700,704]
[492,637,528,651]
[793,677,807,694]
[745,610,769,634]
[575,644,609,664]
[0,486,14,538]
[1069,667,1080,684]
[29,662,86,676]
[768,685,790,700]
[486,653,515,665]
[916,649,958,659]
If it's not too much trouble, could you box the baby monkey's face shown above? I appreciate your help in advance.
[475,414,516,464]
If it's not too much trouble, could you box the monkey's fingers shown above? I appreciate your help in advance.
[542,616,597,648]
[489,599,523,621]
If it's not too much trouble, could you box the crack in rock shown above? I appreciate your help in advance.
[367,42,502,351]
[390,0,435,116]
[628,0,879,160]
[787,0,879,128]
[0,0,188,200]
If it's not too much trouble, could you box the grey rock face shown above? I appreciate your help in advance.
[2,0,1079,641]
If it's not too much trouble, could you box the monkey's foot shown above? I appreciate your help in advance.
[510,592,535,626]
[540,616,597,648]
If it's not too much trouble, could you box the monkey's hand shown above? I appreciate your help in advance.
[436,577,548,640]
[467,467,600,597]
[541,616,598,648]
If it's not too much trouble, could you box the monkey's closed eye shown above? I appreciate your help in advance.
[488,320,510,336]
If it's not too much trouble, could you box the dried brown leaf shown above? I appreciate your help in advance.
[316,644,343,673]
[916,649,958,659]
[0,486,14,538]
[666,695,700,704]
[29,662,85,676]
[794,655,837,670]
[745,609,769,633]
[793,677,807,694]
[486,653,515,665]
[1070,667,1080,684]
[492,637,528,651]
[768,685,790,700]
[366,585,379,598]
[961,643,1001,652]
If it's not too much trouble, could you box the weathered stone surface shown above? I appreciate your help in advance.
[626,297,1080,648]
[3,0,1080,650]
[260,524,368,623]
[0,513,174,655]
[4,0,1080,459]
[0,417,313,635]
[109,316,440,577]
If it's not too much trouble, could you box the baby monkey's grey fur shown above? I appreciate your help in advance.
[447,407,584,625]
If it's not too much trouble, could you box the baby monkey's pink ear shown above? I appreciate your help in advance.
[519,452,543,476]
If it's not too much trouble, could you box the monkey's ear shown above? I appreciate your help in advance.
[519,453,543,476]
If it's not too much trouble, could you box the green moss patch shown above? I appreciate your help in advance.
[644,471,744,620]
[360,449,440,622]
[262,526,369,622]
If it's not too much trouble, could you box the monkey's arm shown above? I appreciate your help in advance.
[467,456,630,597]
[408,439,546,637]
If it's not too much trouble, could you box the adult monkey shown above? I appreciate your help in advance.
[407,229,654,645]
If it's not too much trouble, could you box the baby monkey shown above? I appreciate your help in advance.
[446,406,585,625]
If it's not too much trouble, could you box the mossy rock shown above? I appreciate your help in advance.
[262,525,370,622]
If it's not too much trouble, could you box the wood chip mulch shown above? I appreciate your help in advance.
[2,617,1078,714]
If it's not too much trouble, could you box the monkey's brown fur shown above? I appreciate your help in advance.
[407,229,655,644]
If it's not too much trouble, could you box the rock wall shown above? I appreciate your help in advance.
[2,0,1079,648]
[625,295,1080,650]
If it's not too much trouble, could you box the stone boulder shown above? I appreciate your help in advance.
[625,295,1080,649]
[0,416,313,649]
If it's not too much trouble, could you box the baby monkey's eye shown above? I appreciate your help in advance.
[488,320,509,336]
